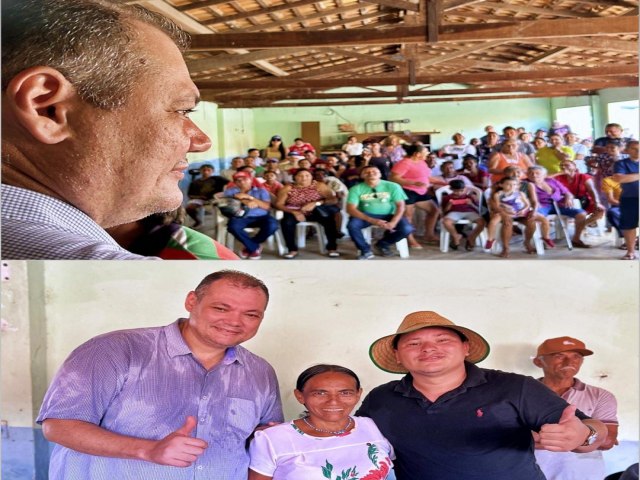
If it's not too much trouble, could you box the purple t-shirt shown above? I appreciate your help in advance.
[531,178,570,207]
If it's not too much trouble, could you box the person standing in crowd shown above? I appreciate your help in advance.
[533,336,619,480]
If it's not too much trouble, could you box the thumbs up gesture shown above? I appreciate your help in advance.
[144,416,208,467]
[537,405,591,452]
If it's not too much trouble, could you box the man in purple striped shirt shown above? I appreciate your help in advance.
[37,270,284,480]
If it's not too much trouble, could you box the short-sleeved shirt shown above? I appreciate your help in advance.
[37,320,283,480]
[249,417,394,480]
[356,363,585,480]
[441,193,478,213]
[347,180,408,215]
[530,178,570,207]
[223,186,271,217]
[188,176,228,200]
[535,378,618,480]
[391,158,431,195]
[613,158,639,197]
[535,147,576,174]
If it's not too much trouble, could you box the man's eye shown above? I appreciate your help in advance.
[178,108,197,117]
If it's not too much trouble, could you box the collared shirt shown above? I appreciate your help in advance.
[223,186,271,217]
[1,185,147,260]
[37,320,283,480]
[357,363,581,480]
[534,378,618,480]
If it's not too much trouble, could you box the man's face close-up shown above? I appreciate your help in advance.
[394,327,469,377]
[84,21,211,226]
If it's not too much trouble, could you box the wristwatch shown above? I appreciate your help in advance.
[581,424,598,446]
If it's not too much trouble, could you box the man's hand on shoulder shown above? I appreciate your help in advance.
[142,416,208,467]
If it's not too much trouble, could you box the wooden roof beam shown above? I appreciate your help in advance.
[188,16,638,50]
[133,0,288,76]
[194,64,638,88]
[187,47,309,71]
[208,79,638,102]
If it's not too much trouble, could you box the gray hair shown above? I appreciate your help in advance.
[2,0,190,110]
[527,165,548,176]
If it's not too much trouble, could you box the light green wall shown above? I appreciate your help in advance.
[195,87,637,162]
[251,98,552,150]
[186,101,219,164]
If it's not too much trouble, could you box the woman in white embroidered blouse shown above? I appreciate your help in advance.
[248,365,395,480]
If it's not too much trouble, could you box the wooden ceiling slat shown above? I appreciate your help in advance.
[418,39,504,67]
[479,1,599,18]
[324,47,406,67]
[202,0,320,26]
[187,47,310,71]
[188,16,638,49]
[362,0,420,12]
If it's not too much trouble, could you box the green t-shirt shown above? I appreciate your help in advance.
[347,180,407,215]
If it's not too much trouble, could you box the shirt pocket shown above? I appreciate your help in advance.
[224,397,259,444]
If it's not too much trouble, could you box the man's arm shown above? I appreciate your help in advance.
[42,416,207,467]
[612,172,639,184]
[600,423,619,450]
[536,405,607,453]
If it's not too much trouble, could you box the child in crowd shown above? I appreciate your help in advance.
[441,179,485,251]
[485,176,532,257]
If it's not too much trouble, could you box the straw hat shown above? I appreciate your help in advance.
[369,311,490,374]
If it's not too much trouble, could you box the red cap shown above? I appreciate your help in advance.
[536,337,593,357]
[232,171,252,180]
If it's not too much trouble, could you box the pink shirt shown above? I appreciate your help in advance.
[534,378,618,480]
[391,158,432,195]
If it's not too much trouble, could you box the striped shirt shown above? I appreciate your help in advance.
[37,320,284,480]
[1,184,147,259]
[535,377,618,480]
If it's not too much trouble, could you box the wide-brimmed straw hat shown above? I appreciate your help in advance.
[369,311,490,374]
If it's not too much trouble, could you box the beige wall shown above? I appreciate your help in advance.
[27,261,638,442]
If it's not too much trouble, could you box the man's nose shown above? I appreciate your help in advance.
[189,123,212,153]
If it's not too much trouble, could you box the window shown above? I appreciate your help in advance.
[555,106,593,140]
[608,100,639,139]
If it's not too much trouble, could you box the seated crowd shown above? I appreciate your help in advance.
[147,124,638,260]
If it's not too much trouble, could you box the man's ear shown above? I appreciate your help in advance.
[532,357,544,368]
[5,66,78,145]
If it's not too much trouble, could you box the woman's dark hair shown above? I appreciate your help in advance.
[296,364,361,391]
[293,167,312,180]
[267,137,287,158]
[405,144,428,157]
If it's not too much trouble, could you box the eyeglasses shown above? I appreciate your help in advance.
[371,188,378,199]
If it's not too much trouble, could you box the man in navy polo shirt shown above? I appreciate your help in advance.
[356,311,607,480]
[613,140,639,260]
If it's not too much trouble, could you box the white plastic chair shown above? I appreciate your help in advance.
[548,200,573,250]
[483,188,545,255]
[436,186,486,253]
[296,222,328,254]
[362,226,410,259]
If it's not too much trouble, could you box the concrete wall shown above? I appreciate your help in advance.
[1,261,638,478]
